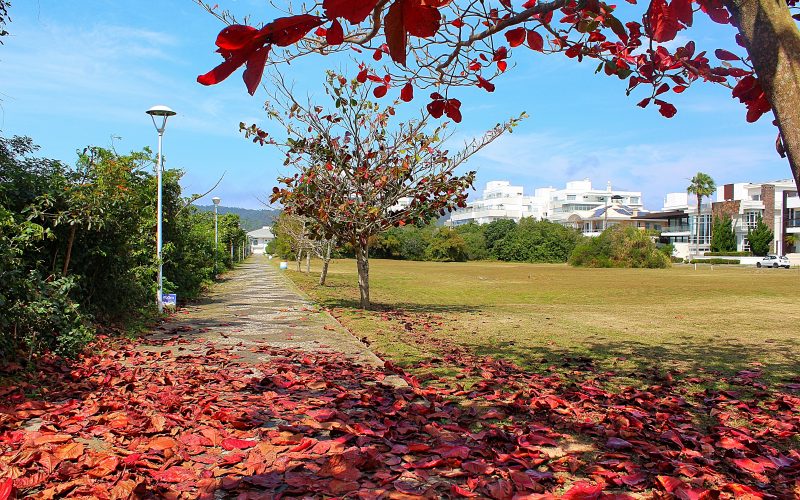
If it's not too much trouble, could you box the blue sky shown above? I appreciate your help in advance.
[1,1,792,210]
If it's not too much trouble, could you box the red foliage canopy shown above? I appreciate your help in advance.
[197,0,773,123]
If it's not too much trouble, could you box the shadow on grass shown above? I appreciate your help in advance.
[314,298,482,314]
[471,335,800,384]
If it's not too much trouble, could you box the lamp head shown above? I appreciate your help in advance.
[212,197,221,206]
[146,105,176,134]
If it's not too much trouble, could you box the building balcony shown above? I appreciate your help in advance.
[661,225,690,235]
[787,218,800,228]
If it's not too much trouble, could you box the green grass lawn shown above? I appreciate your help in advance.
[281,258,800,385]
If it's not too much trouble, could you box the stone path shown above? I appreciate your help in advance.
[138,255,383,367]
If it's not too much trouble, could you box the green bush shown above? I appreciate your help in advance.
[689,258,741,264]
[748,216,773,256]
[710,214,737,252]
[424,227,467,262]
[569,225,671,268]
[495,218,582,263]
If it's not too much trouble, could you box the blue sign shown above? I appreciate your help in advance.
[162,293,177,308]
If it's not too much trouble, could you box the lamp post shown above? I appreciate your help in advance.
[212,196,221,276]
[146,105,176,313]
[604,194,624,231]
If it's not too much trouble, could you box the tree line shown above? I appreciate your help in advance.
[0,135,247,361]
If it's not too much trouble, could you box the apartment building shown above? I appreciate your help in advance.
[713,180,799,254]
[448,179,644,231]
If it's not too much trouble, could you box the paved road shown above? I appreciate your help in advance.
[138,255,383,367]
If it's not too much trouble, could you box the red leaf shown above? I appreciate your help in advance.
[216,25,259,50]
[385,1,407,66]
[148,436,178,451]
[374,85,388,98]
[450,484,479,497]
[497,60,507,72]
[243,44,270,95]
[427,97,445,118]
[0,479,12,500]
[672,0,693,27]
[326,19,344,45]
[655,99,677,117]
[527,30,544,51]
[477,75,495,92]
[258,14,323,47]
[563,481,604,499]
[648,0,680,42]
[403,0,441,37]
[444,98,462,122]
[323,0,380,24]
[505,27,526,47]
[357,68,369,83]
[401,82,414,102]
[221,437,257,450]
[732,457,766,474]
[605,437,632,449]
[715,48,739,60]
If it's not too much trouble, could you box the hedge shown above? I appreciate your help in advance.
[704,251,750,257]
[689,258,741,264]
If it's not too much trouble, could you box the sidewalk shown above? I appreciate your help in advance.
[138,255,383,367]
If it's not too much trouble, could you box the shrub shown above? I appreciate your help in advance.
[710,214,737,252]
[689,258,740,264]
[495,218,581,263]
[569,225,671,268]
[747,216,773,256]
[424,227,467,262]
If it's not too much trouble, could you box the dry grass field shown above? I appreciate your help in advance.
[282,259,800,385]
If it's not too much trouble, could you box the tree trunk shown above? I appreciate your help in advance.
[319,242,332,286]
[296,248,302,271]
[696,194,702,259]
[62,224,77,276]
[726,0,800,192]
[306,249,311,273]
[355,241,370,309]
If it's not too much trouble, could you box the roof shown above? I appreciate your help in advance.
[576,204,646,221]
[636,210,686,220]
[247,226,274,238]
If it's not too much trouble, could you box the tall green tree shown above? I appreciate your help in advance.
[710,215,737,252]
[748,216,774,256]
[687,173,716,258]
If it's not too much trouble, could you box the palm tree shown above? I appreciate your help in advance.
[687,172,716,258]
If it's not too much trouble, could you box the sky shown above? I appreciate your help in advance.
[0,1,793,210]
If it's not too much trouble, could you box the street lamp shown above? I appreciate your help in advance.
[212,196,221,276]
[146,105,176,313]
[604,194,624,231]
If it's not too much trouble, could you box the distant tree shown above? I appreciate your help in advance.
[748,216,773,256]
[569,225,671,268]
[424,227,467,262]
[266,72,522,308]
[0,1,9,42]
[710,214,737,252]
[483,219,517,258]
[686,172,716,257]
[495,218,582,263]
[453,223,488,261]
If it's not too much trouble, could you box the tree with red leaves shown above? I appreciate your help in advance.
[195,0,800,192]
[257,72,523,308]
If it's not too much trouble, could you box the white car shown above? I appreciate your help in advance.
[756,255,791,268]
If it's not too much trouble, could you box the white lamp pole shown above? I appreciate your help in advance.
[212,196,221,275]
[146,105,176,313]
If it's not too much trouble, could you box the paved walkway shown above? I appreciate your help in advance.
[138,255,383,367]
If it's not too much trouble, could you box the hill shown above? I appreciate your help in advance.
[194,205,280,231]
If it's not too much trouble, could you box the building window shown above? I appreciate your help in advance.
[689,214,712,245]
[744,210,761,229]
[742,238,750,252]
[751,194,761,201]
[567,194,576,201]
[630,197,639,204]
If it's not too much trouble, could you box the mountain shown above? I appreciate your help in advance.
[194,205,280,231]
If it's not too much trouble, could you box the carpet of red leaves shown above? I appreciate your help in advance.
[1,330,798,499]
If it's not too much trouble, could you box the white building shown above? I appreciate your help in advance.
[714,180,799,255]
[448,181,546,225]
[652,192,712,259]
[547,179,644,224]
[247,226,274,255]
[448,179,644,232]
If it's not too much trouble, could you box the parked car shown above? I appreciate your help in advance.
[756,255,791,268]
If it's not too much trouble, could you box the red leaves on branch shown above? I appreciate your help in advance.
[732,75,771,122]
[384,0,442,66]
[527,29,545,52]
[198,15,322,94]
[505,27,526,47]
[326,19,344,45]
[427,92,462,122]
[323,0,380,24]
[400,82,414,102]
